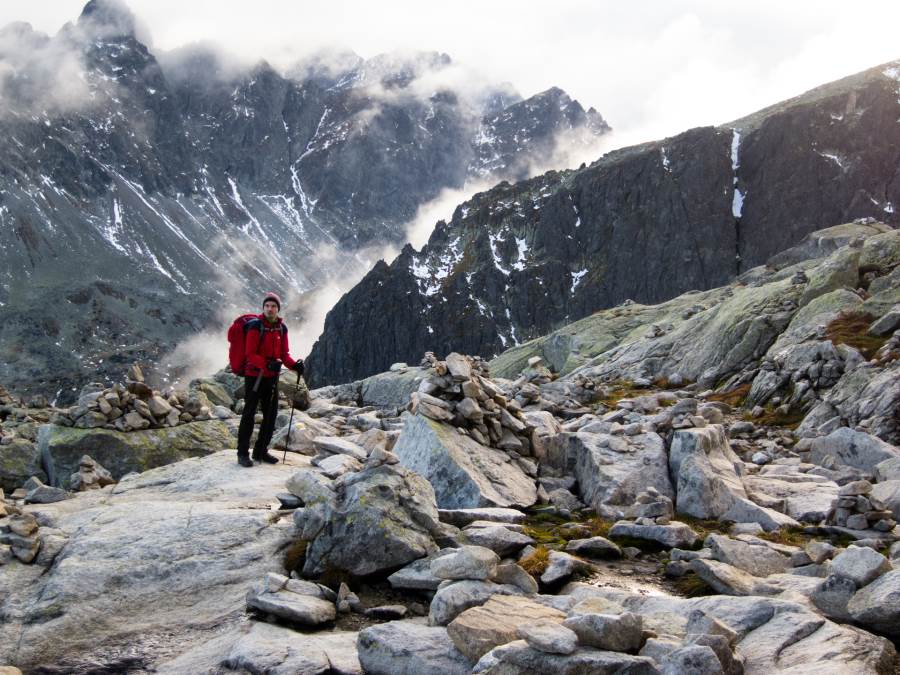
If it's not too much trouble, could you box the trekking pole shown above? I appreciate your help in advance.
[283,374,297,464]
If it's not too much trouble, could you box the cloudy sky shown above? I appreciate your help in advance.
[2,1,898,147]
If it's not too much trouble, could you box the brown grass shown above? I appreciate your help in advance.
[520,546,551,577]
[673,573,714,597]
[744,406,805,430]
[705,383,752,408]
[585,517,613,539]
[825,311,887,359]
[283,539,308,574]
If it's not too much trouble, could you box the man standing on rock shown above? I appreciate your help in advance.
[237,293,304,467]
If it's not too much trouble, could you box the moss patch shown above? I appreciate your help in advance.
[825,311,888,359]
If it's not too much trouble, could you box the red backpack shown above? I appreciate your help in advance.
[227,314,261,376]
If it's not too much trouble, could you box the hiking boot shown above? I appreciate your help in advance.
[252,449,280,464]
[237,454,254,468]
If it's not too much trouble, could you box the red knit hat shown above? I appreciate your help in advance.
[262,292,281,311]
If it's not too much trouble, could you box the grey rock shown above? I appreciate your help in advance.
[24,478,69,504]
[492,562,539,594]
[564,536,622,559]
[393,415,537,509]
[463,524,534,557]
[660,645,724,675]
[246,583,336,626]
[558,431,673,517]
[847,569,900,637]
[540,550,592,585]
[811,574,857,621]
[438,507,527,527]
[704,534,791,577]
[829,545,892,587]
[472,640,660,674]
[388,549,454,590]
[312,435,368,461]
[36,421,234,488]
[429,579,525,626]
[222,623,359,675]
[431,545,500,581]
[609,520,699,549]
[303,464,443,577]
[358,620,472,675]
[562,611,643,652]
[809,428,900,471]
[517,620,578,655]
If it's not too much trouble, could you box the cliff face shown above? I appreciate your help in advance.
[308,61,900,386]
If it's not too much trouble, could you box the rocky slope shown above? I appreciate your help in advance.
[307,60,900,386]
[2,217,900,670]
[0,0,608,403]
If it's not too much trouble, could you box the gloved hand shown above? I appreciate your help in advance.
[266,358,283,374]
[292,359,305,376]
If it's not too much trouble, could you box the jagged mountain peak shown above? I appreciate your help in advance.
[77,0,140,40]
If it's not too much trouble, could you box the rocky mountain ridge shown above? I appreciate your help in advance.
[307,59,900,387]
[0,0,608,403]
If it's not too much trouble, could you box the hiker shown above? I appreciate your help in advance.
[234,292,304,467]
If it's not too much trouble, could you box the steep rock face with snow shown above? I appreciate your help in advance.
[0,0,608,402]
[308,61,900,386]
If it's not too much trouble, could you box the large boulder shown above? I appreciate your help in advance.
[302,463,444,577]
[871,480,900,520]
[36,421,234,488]
[357,620,472,675]
[0,439,46,491]
[221,623,359,675]
[392,414,537,509]
[447,595,566,661]
[847,569,900,637]
[743,468,838,523]
[554,431,673,518]
[669,426,799,531]
[360,367,428,408]
[800,361,900,445]
[0,451,296,671]
[473,641,660,674]
[809,428,900,471]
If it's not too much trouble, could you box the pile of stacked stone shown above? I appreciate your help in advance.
[70,455,116,491]
[826,480,897,532]
[411,352,534,453]
[0,506,40,565]
[53,364,228,432]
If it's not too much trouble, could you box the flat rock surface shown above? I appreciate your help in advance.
[0,450,302,672]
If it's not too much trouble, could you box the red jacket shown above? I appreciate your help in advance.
[244,314,298,378]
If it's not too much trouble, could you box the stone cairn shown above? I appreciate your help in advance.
[70,455,115,491]
[0,494,40,565]
[411,352,534,455]
[826,480,897,532]
[54,364,220,432]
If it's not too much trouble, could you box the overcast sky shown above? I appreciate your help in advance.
[3,1,898,147]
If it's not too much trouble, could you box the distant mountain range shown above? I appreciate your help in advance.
[307,60,900,387]
[0,0,608,403]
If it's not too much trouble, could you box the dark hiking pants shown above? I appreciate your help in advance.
[237,375,279,458]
